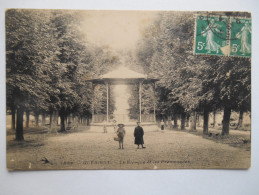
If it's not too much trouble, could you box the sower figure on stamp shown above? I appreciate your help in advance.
[134,122,146,149]
[235,21,251,55]
[117,124,125,149]
[201,18,222,54]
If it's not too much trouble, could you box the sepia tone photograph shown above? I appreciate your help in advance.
[6,9,251,170]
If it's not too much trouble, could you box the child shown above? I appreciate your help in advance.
[117,124,125,149]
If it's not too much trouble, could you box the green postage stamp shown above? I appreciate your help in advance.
[194,15,251,57]
[230,18,251,57]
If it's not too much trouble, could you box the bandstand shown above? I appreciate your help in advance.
[87,67,158,125]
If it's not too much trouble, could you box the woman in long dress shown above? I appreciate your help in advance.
[201,18,221,54]
[235,22,251,55]
[134,122,145,149]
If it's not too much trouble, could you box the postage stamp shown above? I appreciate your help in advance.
[194,14,251,57]
[230,18,251,57]
[194,15,228,56]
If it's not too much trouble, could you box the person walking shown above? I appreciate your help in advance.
[134,122,145,149]
[117,124,125,149]
[161,120,165,130]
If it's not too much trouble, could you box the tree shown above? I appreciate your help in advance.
[135,11,251,136]
[213,57,251,135]
[136,12,208,130]
[49,11,119,131]
[6,10,60,140]
[6,10,108,137]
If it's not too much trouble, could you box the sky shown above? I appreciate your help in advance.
[79,10,159,51]
[79,11,160,118]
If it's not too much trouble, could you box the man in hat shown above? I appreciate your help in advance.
[117,124,126,149]
[134,122,146,149]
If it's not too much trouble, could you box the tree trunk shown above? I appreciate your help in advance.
[87,117,90,126]
[49,111,53,128]
[26,109,30,128]
[11,107,16,129]
[60,113,66,132]
[15,107,24,141]
[35,112,39,127]
[78,116,81,125]
[56,112,59,126]
[173,115,178,128]
[203,107,209,135]
[80,116,82,124]
[213,111,216,128]
[65,116,68,125]
[50,111,58,132]
[236,110,244,130]
[185,114,190,127]
[181,112,186,130]
[42,112,46,126]
[222,106,231,136]
[191,111,197,131]
[197,115,200,127]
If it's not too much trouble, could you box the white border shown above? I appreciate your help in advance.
[1,0,259,195]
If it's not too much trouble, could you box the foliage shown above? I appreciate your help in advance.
[136,11,251,134]
[6,9,119,136]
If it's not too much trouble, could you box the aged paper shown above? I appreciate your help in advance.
[6,9,251,170]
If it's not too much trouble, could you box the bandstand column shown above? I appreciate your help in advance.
[106,82,109,122]
[92,83,95,123]
[153,82,156,122]
[139,81,143,122]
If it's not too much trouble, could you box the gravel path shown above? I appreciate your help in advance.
[6,126,250,170]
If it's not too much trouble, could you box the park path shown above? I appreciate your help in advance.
[6,126,250,170]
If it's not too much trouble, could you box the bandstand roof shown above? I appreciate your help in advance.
[102,66,147,79]
[88,66,158,84]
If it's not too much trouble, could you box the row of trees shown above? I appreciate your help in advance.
[6,10,118,140]
[136,12,251,135]
[6,10,251,140]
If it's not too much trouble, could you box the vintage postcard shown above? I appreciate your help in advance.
[6,9,251,170]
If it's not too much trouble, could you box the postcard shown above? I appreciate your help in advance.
[6,9,251,170]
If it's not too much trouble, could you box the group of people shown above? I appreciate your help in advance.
[103,119,171,149]
[114,121,146,149]
[160,119,174,130]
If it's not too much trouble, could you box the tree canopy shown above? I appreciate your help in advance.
[136,12,251,134]
[6,10,251,140]
[6,10,119,139]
